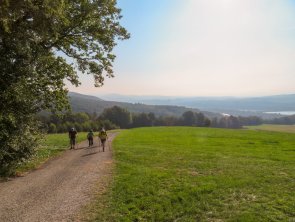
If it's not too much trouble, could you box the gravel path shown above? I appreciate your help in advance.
[0,133,116,222]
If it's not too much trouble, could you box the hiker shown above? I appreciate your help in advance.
[87,129,94,147]
[98,128,108,152]
[69,127,78,149]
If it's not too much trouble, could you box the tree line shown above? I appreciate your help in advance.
[39,106,258,133]
[265,115,295,125]
[40,106,295,134]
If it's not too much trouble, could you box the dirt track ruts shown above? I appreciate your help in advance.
[0,133,116,222]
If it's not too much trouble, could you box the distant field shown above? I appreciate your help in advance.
[86,127,295,221]
[246,124,295,133]
[17,132,88,174]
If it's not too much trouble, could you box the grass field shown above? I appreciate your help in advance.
[16,132,88,174]
[246,124,295,134]
[86,127,295,221]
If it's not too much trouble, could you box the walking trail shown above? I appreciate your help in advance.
[0,133,117,222]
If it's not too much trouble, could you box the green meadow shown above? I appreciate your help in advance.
[87,127,295,221]
[246,124,295,134]
[16,132,88,174]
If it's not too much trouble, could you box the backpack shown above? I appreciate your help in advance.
[87,132,93,139]
[99,131,107,139]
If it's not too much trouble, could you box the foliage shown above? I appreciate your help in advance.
[100,106,132,128]
[182,111,211,127]
[40,112,119,133]
[0,115,41,176]
[266,115,295,125]
[211,115,242,129]
[238,116,263,126]
[99,119,119,130]
[0,0,128,175]
[40,107,246,133]
[16,132,87,174]
[154,115,181,126]
[132,112,155,127]
[86,127,295,221]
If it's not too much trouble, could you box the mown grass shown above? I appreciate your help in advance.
[246,124,295,134]
[16,132,88,174]
[86,127,295,221]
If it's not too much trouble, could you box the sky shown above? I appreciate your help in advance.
[68,0,295,97]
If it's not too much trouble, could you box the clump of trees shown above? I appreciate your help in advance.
[41,106,291,136]
[100,106,132,129]
[237,116,263,126]
[211,116,242,129]
[38,112,118,133]
[181,111,211,127]
[265,115,295,125]
[96,107,213,129]
[0,0,129,176]
[40,106,246,134]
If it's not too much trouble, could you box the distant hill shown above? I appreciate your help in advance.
[98,93,295,118]
[69,92,104,102]
[68,92,220,118]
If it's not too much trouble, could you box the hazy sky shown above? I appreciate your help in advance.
[68,0,295,97]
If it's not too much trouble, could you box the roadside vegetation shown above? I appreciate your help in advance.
[84,127,295,221]
[0,0,128,177]
[15,132,87,175]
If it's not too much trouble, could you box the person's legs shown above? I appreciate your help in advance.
[72,138,76,149]
[101,139,106,152]
[70,138,74,149]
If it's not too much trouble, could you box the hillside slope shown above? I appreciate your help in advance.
[99,94,295,112]
[68,92,219,118]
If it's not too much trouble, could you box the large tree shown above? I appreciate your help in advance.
[100,106,132,129]
[0,0,129,175]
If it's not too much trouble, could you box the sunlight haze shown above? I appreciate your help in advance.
[67,0,295,97]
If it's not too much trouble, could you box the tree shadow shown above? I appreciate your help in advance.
[86,145,99,149]
[73,146,88,150]
[81,152,99,157]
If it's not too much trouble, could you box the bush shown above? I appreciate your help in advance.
[0,115,41,176]
[100,119,119,130]
[48,123,57,133]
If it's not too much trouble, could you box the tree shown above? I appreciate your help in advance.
[0,0,129,176]
[238,116,263,126]
[130,112,156,128]
[48,123,57,134]
[182,111,196,126]
[155,116,180,126]
[132,113,153,127]
[212,116,242,129]
[195,112,205,126]
[100,106,132,128]
[99,119,119,130]
[147,112,156,126]
[74,112,89,124]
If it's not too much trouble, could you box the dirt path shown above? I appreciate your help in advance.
[0,133,117,222]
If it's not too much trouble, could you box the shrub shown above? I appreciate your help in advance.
[0,115,41,176]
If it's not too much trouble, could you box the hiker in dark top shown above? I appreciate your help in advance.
[98,128,108,152]
[69,128,78,149]
[87,129,94,147]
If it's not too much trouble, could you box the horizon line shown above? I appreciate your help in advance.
[68,91,295,99]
